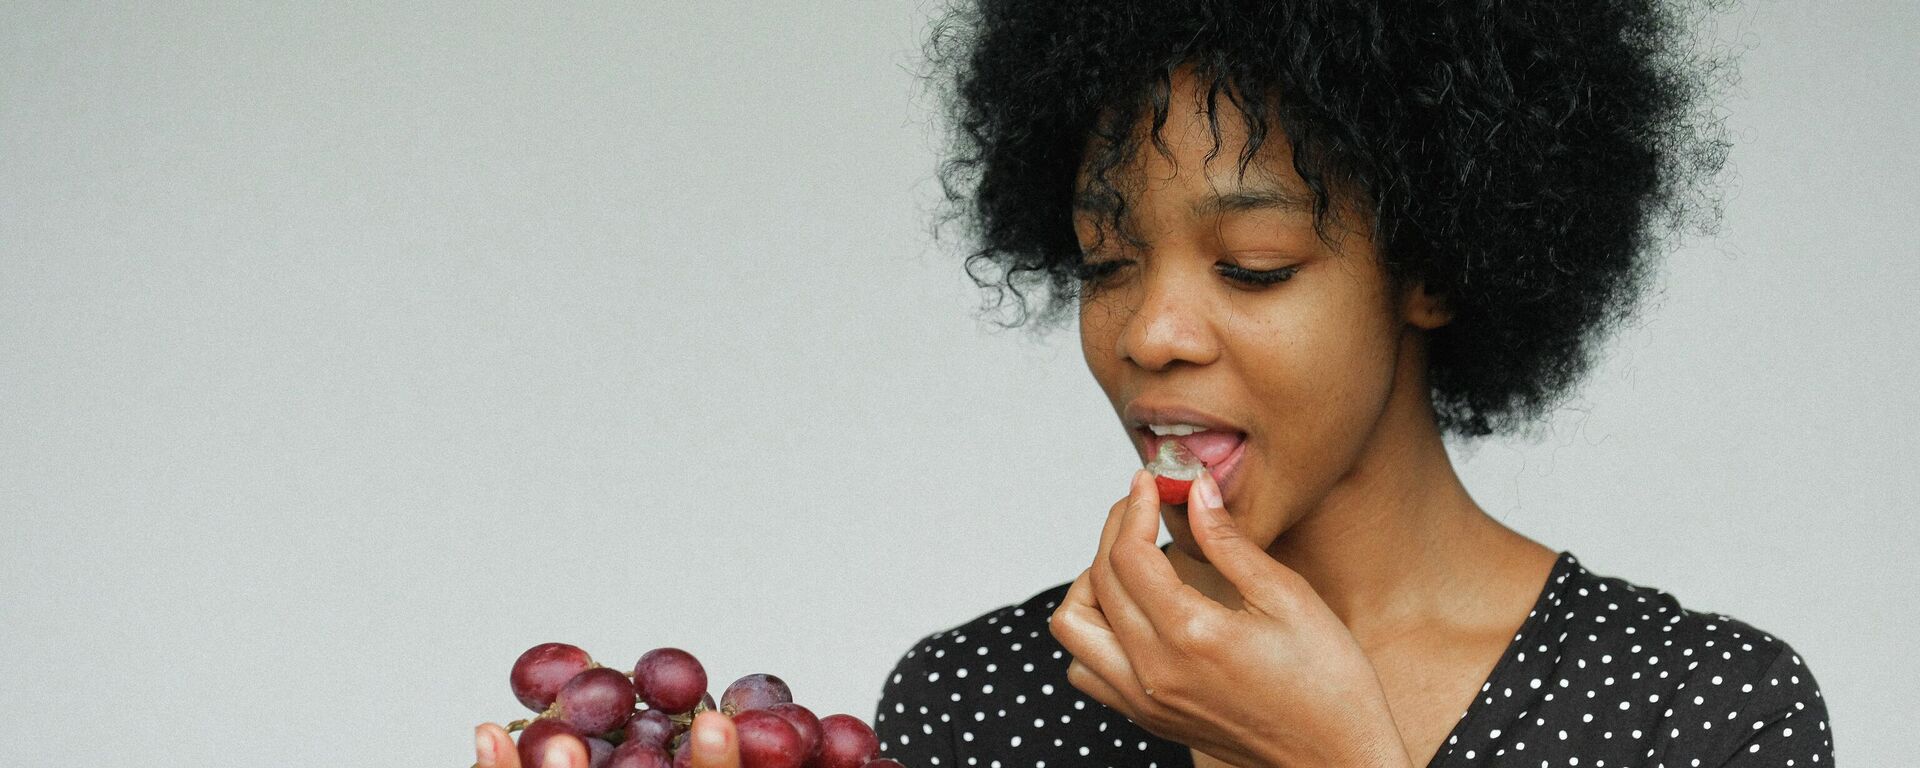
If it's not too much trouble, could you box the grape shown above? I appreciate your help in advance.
[587,736,615,768]
[608,740,673,768]
[720,673,792,714]
[516,718,584,768]
[671,736,694,768]
[512,643,594,712]
[634,648,708,714]
[623,709,676,750]
[764,703,821,763]
[557,667,639,735]
[734,709,807,768]
[812,714,880,768]
[493,643,901,767]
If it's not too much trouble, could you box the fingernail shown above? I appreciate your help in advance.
[545,739,574,768]
[697,716,726,752]
[1197,471,1222,508]
[474,725,494,767]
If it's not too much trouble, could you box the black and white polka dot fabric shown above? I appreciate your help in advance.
[874,550,1833,767]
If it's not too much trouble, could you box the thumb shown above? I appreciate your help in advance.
[1186,470,1298,613]
[689,710,742,768]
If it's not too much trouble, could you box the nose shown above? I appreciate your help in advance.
[1111,262,1220,372]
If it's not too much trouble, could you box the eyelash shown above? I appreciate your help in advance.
[1072,260,1300,288]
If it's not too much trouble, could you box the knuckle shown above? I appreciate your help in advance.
[1114,535,1153,562]
[1132,659,1166,697]
[1167,614,1217,650]
[1205,516,1242,539]
[1048,611,1077,643]
[1064,658,1087,687]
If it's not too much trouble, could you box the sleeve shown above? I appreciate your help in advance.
[1715,642,1835,767]
[873,633,958,768]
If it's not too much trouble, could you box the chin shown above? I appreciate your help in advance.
[1164,501,1289,563]
[1162,518,1205,561]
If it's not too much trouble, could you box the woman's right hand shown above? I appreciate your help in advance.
[473,710,743,768]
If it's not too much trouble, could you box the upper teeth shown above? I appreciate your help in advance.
[1147,423,1209,436]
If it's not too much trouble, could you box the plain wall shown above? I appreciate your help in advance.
[2,1,1911,764]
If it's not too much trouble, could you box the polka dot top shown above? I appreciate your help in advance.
[873,550,1833,768]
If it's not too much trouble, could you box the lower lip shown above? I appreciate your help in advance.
[1200,439,1247,504]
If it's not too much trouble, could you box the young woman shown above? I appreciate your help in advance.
[867,2,1833,768]
[472,2,1833,767]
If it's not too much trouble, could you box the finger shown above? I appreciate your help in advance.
[1051,568,1149,709]
[1186,469,1299,614]
[1086,471,1136,614]
[475,723,517,768]
[1064,656,1132,714]
[689,710,742,768]
[1050,567,1111,645]
[1093,470,1167,642]
[1091,472,1136,578]
[1108,523,1208,633]
[543,733,589,768]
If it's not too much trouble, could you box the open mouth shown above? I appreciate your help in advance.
[1136,428,1249,504]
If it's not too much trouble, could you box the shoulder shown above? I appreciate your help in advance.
[878,579,1072,693]
[1544,555,1833,761]
[1549,555,1817,688]
[872,580,1074,761]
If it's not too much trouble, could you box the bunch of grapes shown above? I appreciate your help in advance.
[491,642,905,768]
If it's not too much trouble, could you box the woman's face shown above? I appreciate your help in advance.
[1075,69,1449,555]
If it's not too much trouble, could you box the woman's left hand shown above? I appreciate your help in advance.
[473,710,741,768]
[1048,469,1415,768]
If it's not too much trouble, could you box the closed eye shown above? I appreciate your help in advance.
[1070,259,1301,289]
[1217,263,1300,286]
[1072,259,1125,284]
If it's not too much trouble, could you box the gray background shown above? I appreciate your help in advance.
[1,1,1911,765]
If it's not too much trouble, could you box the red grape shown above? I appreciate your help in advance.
[811,714,879,768]
[492,643,899,767]
[512,643,594,712]
[734,709,807,768]
[634,648,708,714]
[516,718,584,768]
[608,740,672,768]
[587,736,615,768]
[1146,440,1205,503]
[671,735,694,768]
[720,673,792,714]
[623,709,676,750]
[765,702,822,763]
[557,667,639,735]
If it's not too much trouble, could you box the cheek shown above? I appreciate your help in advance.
[1231,294,1401,464]
[1077,299,1130,380]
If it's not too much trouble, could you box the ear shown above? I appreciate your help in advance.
[1401,279,1453,330]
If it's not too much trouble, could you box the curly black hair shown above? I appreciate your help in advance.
[918,0,1736,439]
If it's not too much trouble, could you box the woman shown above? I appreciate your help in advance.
[473,1,1833,766]
[868,1,1832,767]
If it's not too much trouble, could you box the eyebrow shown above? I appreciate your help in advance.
[1191,186,1312,217]
[1070,184,1312,218]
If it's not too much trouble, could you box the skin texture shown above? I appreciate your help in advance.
[474,711,742,768]
[1051,64,1560,767]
